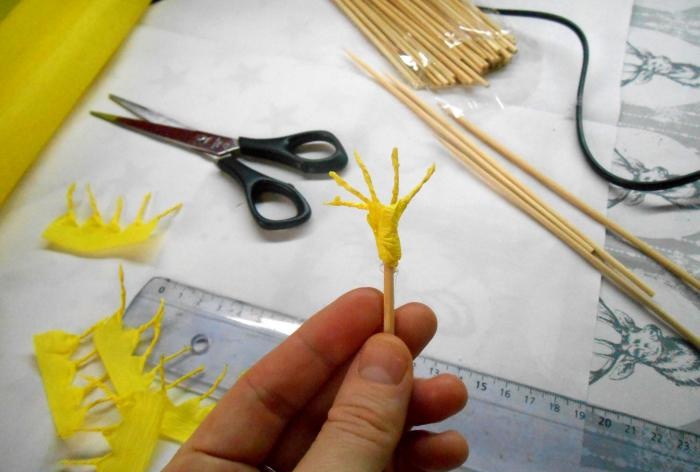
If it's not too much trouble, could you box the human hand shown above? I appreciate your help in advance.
[164,288,469,471]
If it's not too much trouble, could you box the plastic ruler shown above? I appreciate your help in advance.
[125,277,700,471]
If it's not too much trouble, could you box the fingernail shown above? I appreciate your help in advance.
[358,335,409,385]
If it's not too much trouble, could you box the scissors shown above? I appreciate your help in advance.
[91,95,348,230]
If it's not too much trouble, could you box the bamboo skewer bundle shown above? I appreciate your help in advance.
[333,0,516,89]
[347,52,700,350]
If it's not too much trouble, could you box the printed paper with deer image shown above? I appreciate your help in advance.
[610,1,700,211]
[591,298,700,388]
[586,0,700,435]
[587,286,700,433]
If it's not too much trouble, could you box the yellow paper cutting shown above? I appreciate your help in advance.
[42,183,182,255]
[33,327,100,438]
[328,148,434,333]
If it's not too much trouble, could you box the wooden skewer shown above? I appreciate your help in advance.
[384,69,601,257]
[384,73,652,300]
[346,52,698,348]
[445,110,699,293]
[385,75,655,298]
[383,264,396,334]
[441,137,700,350]
[438,139,628,293]
[437,139,597,258]
[436,138,644,300]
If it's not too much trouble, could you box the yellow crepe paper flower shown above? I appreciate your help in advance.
[327,148,435,268]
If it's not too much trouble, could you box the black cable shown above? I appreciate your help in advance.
[482,8,700,192]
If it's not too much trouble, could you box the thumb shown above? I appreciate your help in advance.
[295,333,413,471]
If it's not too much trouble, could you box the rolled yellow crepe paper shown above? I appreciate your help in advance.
[0,0,150,207]
[0,1,21,21]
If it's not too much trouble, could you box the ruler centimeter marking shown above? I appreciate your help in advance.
[125,277,700,471]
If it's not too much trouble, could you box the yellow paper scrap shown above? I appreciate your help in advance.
[43,183,182,255]
[328,148,435,268]
[0,0,150,206]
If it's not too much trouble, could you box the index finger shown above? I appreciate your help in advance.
[184,287,385,465]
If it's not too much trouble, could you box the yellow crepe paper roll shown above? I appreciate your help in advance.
[0,1,21,21]
[0,0,150,207]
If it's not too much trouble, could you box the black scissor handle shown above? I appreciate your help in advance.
[238,130,348,173]
[217,156,311,230]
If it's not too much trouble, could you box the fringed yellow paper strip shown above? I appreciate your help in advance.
[92,266,166,396]
[63,360,226,471]
[63,388,166,472]
[35,267,226,472]
[328,148,434,332]
[160,365,228,443]
[33,327,100,438]
[43,183,182,255]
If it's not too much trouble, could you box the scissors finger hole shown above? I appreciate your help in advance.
[254,191,299,221]
[293,141,336,160]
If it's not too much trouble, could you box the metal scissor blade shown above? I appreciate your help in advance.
[90,112,239,157]
[109,94,190,129]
